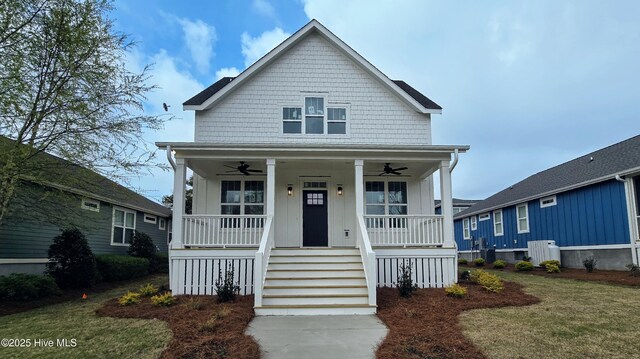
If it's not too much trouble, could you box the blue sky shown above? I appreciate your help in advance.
[113,0,640,203]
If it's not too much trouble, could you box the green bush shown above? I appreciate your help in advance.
[546,264,560,273]
[46,228,97,289]
[539,260,560,268]
[445,284,467,298]
[473,258,485,267]
[139,283,158,297]
[470,270,504,293]
[151,292,175,306]
[96,255,149,282]
[394,263,418,298]
[156,253,169,273]
[0,273,61,301]
[493,259,507,269]
[626,264,640,277]
[118,291,141,306]
[583,256,597,273]
[215,264,241,302]
[459,270,471,281]
[515,261,534,271]
[128,231,158,273]
[458,258,468,265]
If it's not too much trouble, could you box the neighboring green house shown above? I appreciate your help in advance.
[0,138,171,275]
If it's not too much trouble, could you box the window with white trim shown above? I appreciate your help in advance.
[144,214,157,224]
[305,97,324,134]
[282,107,302,134]
[365,181,408,228]
[479,213,490,221]
[81,198,100,212]
[327,108,347,134]
[453,207,465,214]
[282,97,347,135]
[517,204,529,233]
[540,195,557,208]
[463,218,471,239]
[112,208,135,245]
[470,216,477,230]
[221,180,265,228]
[159,218,166,231]
[493,209,504,236]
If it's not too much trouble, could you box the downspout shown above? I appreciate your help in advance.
[615,174,625,183]
[449,148,459,173]
[166,145,176,171]
[617,174,639,265]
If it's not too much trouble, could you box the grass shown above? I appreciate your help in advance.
[0,275,171,359]
[460,271,640,359]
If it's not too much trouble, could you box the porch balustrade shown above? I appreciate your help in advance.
[364,214,444,247]
[182,215,266,247]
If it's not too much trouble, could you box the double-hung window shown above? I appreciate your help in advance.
[220,180,265,227]
[365,181,408,228]
[112,208,135,245]
[470,216,477,230]
[493,209,504,236]
[516,204,529,233]
[327,108,347,134]
[282,107,302,134]
[463,218,471,239]
[282,96,347,135]
[305,97,324,134]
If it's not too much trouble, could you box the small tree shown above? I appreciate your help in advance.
[127,230,158,273]
[162,176,193,214]
[46,228,97,288]
[215,263,240,302]
[395,263,418,297]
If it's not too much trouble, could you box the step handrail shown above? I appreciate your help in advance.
[356,214,376,306]
[254,215,274,307]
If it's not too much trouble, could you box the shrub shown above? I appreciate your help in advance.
[458,258,468,265]
[128,231,158,273]
[139,283,158,297]
[522,255,532,262]
[539,260,561,268]
[118,291,141,306]
[469,270,504,293]
[493,259,507,269]
[546,264,560,273]
[515,261,534,271]
[459,270,471,281]
[626,264,640,277]
[473,258,485,267]
[46,228,97,289]
[445,284,467,298]
[215,264,240,302]
[199,307,230,331]
[583,256,597,273]
[395,263,418,298]
[151,292,175,306]
[0,273,61,301]
[96,255,149,282]
[156,253,169,273]
[185,297,205,310]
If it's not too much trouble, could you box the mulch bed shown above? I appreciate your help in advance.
[0,274,167,317]
[376,281,539,359]
[96,295,259,359]
[462,263,640,286]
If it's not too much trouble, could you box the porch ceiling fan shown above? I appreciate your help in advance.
[379,163,408,176]
[225,162,263,176]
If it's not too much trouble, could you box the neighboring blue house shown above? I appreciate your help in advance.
[435,198,479,215]
[454,135,640,270]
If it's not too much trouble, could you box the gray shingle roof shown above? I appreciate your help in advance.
[183,77,442,110]
[455,134,640,219]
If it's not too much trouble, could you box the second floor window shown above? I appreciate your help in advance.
[282,96,347,135]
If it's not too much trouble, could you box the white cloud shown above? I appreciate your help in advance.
[252,0,276,20]
[215,67,241,80]
[240,27,290,68]
[176,17,217,74]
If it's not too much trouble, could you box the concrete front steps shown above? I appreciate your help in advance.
[255,248,376,315]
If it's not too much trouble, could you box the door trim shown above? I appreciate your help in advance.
[298,177,332,247]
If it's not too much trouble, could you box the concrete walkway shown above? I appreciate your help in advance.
[246,315,388,359]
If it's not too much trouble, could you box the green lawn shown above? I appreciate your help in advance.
[460,271,640,359]
[0,275,172,359]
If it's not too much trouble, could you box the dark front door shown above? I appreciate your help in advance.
[303,190,328,246]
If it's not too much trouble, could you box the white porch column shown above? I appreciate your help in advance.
[171,157,186,249]
[439,160,455,248]
[355,160,364,216]
[266,159,276,216]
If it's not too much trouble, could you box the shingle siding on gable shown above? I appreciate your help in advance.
[195,33,431,145]
[454,180,630,251]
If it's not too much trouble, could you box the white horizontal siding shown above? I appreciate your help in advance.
[195,33,431,146]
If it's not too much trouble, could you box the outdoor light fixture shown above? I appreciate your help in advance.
[287,185,293,196]
[337,185,343,196]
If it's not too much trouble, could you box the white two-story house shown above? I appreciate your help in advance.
[158,20,469,315]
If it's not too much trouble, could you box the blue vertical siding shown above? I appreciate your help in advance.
[454,179,630,250]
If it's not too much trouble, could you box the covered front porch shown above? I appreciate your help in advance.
[160,143,468,314]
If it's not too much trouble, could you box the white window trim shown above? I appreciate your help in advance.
[493,209,504,236]
[81,198,100,212]
[540,195,557,208]
[111,207,136,247]
[364,180,409,216]
[516,204,530,234]
[159,218,166,231]
[281,96,350,136]
[463,218,471,240]
[479,213,490,221]
[220,179,265,215]
[144,213,157,224]
[470,216,477,230]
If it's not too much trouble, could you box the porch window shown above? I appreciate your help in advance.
[220,180,264,227]
[463,218,471,239]
[365,181,408,228]
[516,204,529,233]
[493,209,504,236]
[112,208,135,245]
[282,107,302,134]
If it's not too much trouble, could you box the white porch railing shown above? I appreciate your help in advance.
[182,215,266,247]
[254,216,274,307]
[364,215,444,247]
[356,214,377,307]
